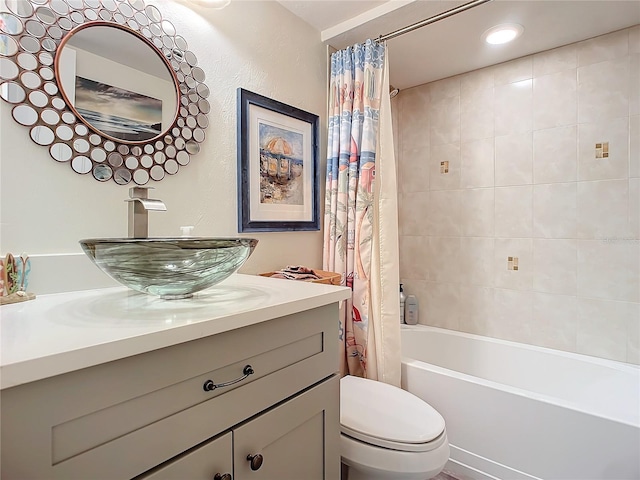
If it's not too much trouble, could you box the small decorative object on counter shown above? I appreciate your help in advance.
[400,284,406,324]
[18,253,31,292]
[405,294,419,325]
[1,252,35,305]
[259,266,341,285]
[3,253,18,295]
[0,291,36,305]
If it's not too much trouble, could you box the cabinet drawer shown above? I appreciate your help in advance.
[52,331,322,464]
[1,304,339,479]
[137,432,232,480]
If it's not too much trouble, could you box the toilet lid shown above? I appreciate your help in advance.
[340,375,445,447]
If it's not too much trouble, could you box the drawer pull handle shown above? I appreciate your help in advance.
[213,474,232,480]
[203,365,254,392]
[247,453,264,471]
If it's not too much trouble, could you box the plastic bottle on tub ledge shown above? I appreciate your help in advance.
[399,284,406,324]
[405,294,419,325]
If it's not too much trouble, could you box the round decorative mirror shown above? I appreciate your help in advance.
[56,23,179,144]
[0,0,210,185]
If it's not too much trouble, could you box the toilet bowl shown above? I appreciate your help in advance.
[340,375,450,480]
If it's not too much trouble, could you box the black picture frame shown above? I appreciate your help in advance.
[237,88,320,232]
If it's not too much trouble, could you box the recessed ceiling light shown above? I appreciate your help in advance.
[482,24,524,45]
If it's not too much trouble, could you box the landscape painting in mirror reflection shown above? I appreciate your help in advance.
[74,76,162,142]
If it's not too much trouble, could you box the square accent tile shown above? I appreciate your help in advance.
[595,142,609,159]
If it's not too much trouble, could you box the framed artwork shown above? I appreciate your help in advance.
[75,76,163,142]
[237,88,320,232]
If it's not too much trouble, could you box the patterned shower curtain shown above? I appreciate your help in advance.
[323,40,400,385]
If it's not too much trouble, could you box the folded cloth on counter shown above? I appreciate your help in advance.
[271,265,321,281]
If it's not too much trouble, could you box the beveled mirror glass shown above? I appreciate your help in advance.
[0,0,210,185]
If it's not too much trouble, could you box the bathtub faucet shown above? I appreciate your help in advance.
[126,187,167,239]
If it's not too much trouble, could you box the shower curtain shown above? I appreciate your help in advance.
[323,40,401,387]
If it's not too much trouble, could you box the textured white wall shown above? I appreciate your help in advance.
[0,0,327,293]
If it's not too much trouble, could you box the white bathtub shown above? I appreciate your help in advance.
[401,325,640,480]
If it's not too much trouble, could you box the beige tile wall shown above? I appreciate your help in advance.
[396,26,640,364]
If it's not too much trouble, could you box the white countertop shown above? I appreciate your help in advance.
[0,274,350,390]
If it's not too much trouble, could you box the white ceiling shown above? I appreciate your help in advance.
[278,0,640,89]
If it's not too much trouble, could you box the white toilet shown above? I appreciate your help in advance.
[340,375,450,480]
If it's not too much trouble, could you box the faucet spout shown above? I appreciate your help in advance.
[126,187,166,239]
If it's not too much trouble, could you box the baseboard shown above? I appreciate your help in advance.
[444,459,499,480]
[446,445,541,480]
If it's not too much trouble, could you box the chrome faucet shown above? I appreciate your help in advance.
[126,187,167,239]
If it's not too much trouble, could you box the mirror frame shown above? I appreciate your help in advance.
[0,0,210,185]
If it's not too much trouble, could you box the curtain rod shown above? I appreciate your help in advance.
[377,0,493,43]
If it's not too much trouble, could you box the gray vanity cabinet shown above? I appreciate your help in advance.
[1,303,340,480]
[142,377,337,480]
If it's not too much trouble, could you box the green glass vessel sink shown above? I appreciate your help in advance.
[80,238,258,299]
